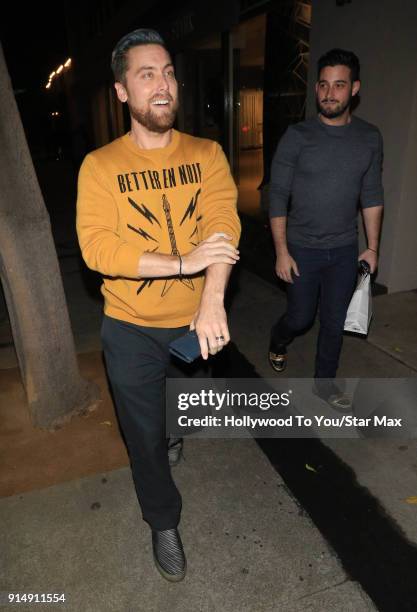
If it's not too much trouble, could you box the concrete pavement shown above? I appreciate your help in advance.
[1,440,375,612]
[0,257,388,612]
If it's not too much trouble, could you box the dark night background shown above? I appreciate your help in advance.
[1,2,69,156]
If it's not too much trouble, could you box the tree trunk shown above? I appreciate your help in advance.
[0,43,100,429]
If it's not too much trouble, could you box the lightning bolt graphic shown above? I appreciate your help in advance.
[128,197,161,227]
[127,224,157,242]
[137,279,155,295]
[180,189,201,226]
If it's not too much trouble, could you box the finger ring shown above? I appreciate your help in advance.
[215,335,225,341]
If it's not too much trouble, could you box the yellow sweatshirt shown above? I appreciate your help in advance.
[76,130,241,327]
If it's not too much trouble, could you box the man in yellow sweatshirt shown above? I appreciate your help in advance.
[76,28,240,582]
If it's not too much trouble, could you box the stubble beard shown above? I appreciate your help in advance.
[129,99,179,134]
[318,93,352,119]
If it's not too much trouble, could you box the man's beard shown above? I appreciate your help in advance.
[317,92,352,119]
[129,99,178,133]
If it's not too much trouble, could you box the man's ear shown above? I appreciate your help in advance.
[114,81,128,103]
[352,80,361,97]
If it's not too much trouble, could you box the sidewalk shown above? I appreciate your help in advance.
[0,264,382,611]
[2,273,416,609]
[1,440,375,612]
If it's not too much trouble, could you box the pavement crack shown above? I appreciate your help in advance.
[365,341,417,373]
[295,577,351,601]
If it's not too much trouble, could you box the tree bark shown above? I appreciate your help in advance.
[0,43,100,429]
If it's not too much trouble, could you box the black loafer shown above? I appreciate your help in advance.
[152,528,187,582]
[268,351,287,372]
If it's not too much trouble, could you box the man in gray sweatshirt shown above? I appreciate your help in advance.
[268,48,384,408]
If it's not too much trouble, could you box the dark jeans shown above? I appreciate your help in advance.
[270,243,358,378]
[101,315,207,531]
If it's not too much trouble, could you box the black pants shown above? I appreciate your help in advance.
[270,243,358,378]
[101,315,206,530]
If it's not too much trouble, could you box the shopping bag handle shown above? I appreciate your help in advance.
[358,260,371,276]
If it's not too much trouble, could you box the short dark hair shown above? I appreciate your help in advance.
[317,48,360,82]
[111,28,168,84]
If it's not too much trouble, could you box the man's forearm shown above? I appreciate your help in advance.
[270,216,288,255]
[200,263,232,305]
[137,252,180,278]
[362,205,383,251]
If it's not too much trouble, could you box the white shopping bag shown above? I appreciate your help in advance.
[344,272,372,335]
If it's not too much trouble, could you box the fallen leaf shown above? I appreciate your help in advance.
[405,496,417,504]
[100,420,112,427]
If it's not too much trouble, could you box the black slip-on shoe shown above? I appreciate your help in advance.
[268,351,288,373]
[168,438,184,467]
[152,528,187,582]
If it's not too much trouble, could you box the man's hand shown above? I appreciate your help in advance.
[275,252,300,283]
[190,299,230,360]
[358,248,378,273]
[182,233,239,275]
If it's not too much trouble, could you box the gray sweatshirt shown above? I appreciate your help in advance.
[269,115,384,248]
